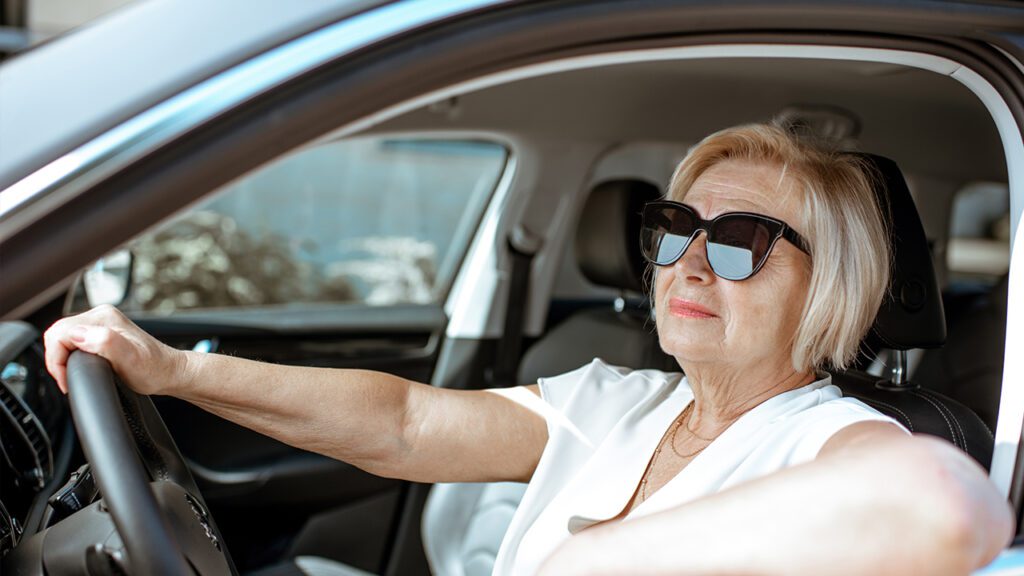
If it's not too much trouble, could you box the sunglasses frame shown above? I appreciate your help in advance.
[640,200,811,281]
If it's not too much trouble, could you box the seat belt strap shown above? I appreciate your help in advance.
[490,226,542,387]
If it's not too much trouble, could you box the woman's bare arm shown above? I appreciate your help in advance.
[538,422,1014,576]
[44,305,548,483]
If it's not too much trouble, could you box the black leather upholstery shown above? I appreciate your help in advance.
[574,179,661,294]
[862,154,947,349]
[832,370,993,467]
[833,154,992,467]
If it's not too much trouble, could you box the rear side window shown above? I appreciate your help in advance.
[946,182,1010,286]
[69,137,507,315]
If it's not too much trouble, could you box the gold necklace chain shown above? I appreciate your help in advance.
[669,403,712,458]
[682,402,717,442]
[639,403,716,501]
[639,427,674,502]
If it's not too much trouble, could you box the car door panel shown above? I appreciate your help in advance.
[133,307,442,509]
[128,307,445,572]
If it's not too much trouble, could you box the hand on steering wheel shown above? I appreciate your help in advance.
[44,304,187,396]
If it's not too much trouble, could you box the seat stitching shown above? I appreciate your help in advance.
[920,389,966,448]
[913,390,960,447]
[860,399,914,433]
[926,388,990,443]
[910,391,961,448]
[918,389,970,446]
[911,389,953,441]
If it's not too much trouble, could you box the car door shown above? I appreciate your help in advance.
[4,1,1024,575]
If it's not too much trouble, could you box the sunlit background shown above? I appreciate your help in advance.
[2,0,137,53]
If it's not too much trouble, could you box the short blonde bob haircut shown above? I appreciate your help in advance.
[664,123,890,372]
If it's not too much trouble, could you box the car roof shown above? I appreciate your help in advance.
[0,0,384,191]
[372,56,1005,184]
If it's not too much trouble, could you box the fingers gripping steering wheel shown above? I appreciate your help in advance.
[66,351,235,576]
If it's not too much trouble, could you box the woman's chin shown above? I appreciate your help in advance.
[659,341,723,365]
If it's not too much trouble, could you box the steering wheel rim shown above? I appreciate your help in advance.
[66,351,235,575]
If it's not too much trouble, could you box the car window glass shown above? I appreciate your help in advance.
[946,182,1010,287]
[68,137,507,315]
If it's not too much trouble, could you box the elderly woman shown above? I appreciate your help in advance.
[44,124,1011,575]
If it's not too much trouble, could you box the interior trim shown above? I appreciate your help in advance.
[1002,214,1024,502]
[446,152,519,334]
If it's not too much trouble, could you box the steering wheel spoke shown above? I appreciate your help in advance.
[151,480,230,573]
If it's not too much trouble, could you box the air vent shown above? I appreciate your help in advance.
[0,369,52,491]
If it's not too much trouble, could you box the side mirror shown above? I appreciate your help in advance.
[81,249,134,308]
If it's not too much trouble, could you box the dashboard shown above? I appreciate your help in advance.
[0,321,71,560]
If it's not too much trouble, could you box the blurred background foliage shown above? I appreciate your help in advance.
[123,212,359,314]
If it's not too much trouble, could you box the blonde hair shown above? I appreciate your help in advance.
[664,123,890,371]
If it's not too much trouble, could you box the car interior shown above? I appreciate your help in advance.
[0,43,1015,576]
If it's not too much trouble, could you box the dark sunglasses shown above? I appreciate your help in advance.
[640,201,811,281]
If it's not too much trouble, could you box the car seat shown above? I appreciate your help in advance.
[828,154,992,468]
[517,178,677,383]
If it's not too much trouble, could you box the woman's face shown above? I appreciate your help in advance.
[654,159,812,372]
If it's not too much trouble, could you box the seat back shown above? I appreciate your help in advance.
[833,154,992,467]
[518,178,674,384]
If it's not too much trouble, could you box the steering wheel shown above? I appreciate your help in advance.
[65,351,236,576]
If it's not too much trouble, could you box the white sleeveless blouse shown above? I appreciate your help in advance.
[492,359,905,575]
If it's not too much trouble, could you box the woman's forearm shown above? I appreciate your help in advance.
[175,350,417,473]
[540,434,1013,576]
[173,351,546,482]
[45,306,547,483]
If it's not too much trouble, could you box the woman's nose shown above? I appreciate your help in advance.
[674,232,715,283]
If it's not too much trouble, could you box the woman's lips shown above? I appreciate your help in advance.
[668,298,718,319]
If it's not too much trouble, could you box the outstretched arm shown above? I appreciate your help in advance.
[44,305,548,483]
[539,422,1013,576]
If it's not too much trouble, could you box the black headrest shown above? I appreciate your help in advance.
[575,179,661,293]
[861,154,946,349]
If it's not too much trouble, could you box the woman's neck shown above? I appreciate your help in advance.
[679,359,817,436]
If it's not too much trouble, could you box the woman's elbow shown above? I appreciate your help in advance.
[893,436,1014,572]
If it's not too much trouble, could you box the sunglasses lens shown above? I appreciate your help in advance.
[641,203,788,281]
[642,205,696,265]
[707,216,774,280]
